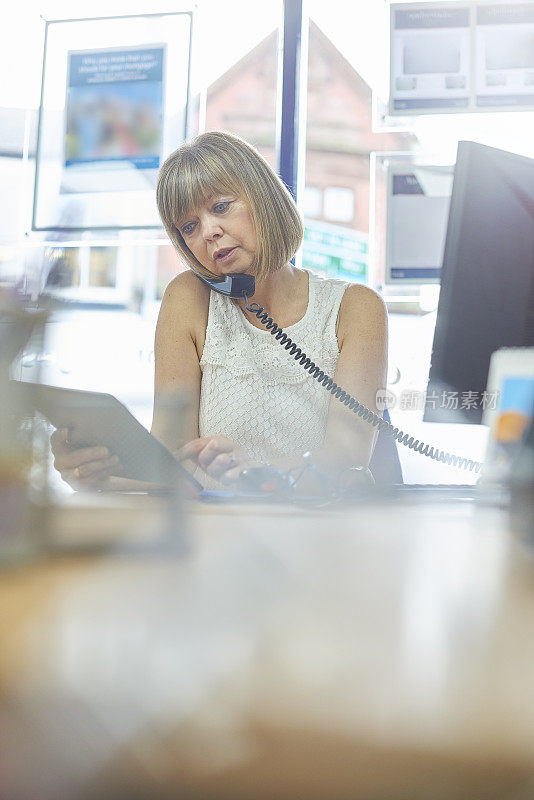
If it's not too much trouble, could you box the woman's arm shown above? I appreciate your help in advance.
[313,283,388,471]
[51,271,210,493]
[152,273,259,485]
[150,270,208,452]
[104,272,209,491]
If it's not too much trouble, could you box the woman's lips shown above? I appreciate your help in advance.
[215,247,238,263]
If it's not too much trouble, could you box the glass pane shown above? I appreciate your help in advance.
[156,245,187,301]
[303,15,419,285]
[88,246,118,288]
[203,3,280,166]
[34,13,192,230]
[323,187,354,223]
[303,186,322,218]
[0,109,37,284]
[2,0,282,427]
[44,247,80,289]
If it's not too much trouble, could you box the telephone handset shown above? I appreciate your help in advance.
[196,271,482,474]
[196,271,255,299]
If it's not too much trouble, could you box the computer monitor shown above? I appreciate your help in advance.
[424,140,534,424]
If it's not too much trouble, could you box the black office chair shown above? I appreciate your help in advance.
[369,407,403,485]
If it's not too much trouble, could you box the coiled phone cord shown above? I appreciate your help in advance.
[243,297,482,474]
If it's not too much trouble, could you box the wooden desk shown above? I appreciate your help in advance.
[2,495,534,800]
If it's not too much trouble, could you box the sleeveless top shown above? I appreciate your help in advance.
[198,270,349,477]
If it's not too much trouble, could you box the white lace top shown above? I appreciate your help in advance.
[198,270,349,475]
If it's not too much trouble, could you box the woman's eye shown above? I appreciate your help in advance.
[180,222,195,236]
[213,201,230,214]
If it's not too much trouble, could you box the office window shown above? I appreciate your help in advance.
[44,248,80,289]
[43,246,123,302]
[0,112,37,284]
[88,247,117,288]
[303,186,322,218]
[0,244,18,283]
[203,6,280,166]
[323,186,354,223]
[156,245,186,301]
[303,15,418,285]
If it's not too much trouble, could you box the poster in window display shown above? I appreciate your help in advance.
[389,2,534,115]
[62,46,165,194]
[385,163,453,283]
[32,12,192,231]
[475,4,534,108]
[390,4,471,114]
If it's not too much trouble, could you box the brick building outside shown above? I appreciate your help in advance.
[156,20,417,289]
[205,21,416,236]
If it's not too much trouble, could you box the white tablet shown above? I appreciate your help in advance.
[18,382,202,489]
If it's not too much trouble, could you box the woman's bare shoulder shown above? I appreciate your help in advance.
[337,283,388,345]
[161,269,209,315]
[156,269,210,356]
[158,269,209,330]
[340,283,387,319]
[341,282,386,310]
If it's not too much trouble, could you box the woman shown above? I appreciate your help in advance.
[52,131,387,492]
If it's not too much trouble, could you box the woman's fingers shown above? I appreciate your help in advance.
[63,457,123,490]
[173,436,248,484]
[200,449,249,484]
[175,439,208,462]
[50,427,70,456]
[176,436,235,464]
[51,428,123,490]
[201,452,239,480]
[72,455,121,480]
[198,440,226,470]
[51,428,112,471]
[219,463,247,486]
[54,444,111,473]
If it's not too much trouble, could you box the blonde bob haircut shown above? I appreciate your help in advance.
[156,131,303,282]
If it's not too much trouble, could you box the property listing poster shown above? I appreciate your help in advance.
[390,2,534,115]
[386,165,453,282]
[390,5,471,113]
[475,4,534,108]
[62,45,165,193]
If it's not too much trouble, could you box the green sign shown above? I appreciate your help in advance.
[302,220,368,283]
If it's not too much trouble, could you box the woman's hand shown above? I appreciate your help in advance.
[51,428,123,491]
[175,435,254,485]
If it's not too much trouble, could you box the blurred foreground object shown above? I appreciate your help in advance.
[481,347,534,491]
[2,500,534,799]
[509,410,534,540]
[0,287,49,563]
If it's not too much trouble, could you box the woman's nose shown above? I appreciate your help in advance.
[200,216,223,241]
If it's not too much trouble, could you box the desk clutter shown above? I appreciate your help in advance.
[482,348,534,484]
[2,499,534,800]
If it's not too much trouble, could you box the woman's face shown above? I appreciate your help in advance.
[177,195,257,275]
